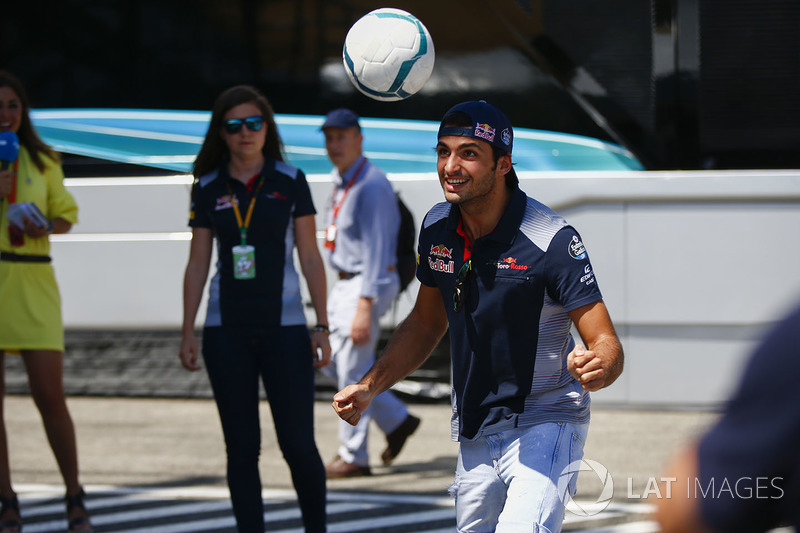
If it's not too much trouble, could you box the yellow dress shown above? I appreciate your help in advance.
[0,146,78,352]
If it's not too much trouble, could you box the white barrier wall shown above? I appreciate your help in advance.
[54,170,800,406]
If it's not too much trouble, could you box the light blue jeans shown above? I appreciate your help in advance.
[451,421,589,533]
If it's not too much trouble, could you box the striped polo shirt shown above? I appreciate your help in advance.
[416,186,603,441]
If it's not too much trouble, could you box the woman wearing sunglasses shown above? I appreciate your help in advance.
[180,85,331,532]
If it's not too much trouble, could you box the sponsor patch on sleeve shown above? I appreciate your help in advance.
[568,236,587,260]
[580,264,596,286]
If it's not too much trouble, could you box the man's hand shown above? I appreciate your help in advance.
[567,301,624,391]
[567,344,608,391]
[312,330,332,368]
[332,383,373,426]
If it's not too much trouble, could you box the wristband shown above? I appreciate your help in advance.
[46,220,54,234]
[312,324,330,334]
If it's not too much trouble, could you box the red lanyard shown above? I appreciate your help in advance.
[456,216,473,261]
[330,158,368,224]
[8,160,18,204]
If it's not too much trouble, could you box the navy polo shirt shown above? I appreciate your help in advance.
[189,158,316,327]
[417,186,603,441]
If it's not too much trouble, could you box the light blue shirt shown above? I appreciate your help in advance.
[325,156,400,299]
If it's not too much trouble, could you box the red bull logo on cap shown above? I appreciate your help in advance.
[474,123,495,143]
[430,244,453,259]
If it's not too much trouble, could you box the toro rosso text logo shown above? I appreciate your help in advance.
[215,195,234,210]
[496,257,529,271]
[474,123,496,143]
[428,244,454,273]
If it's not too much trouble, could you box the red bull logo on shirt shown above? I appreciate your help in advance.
[429,244,455,272]
[430,244,453,259]
[474,123,496,143]
[428,256,455,274]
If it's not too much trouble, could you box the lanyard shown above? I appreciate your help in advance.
[227,175,266,245]
[330,158,368,224]
[8,160,18,204]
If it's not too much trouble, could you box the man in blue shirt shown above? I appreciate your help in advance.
[321,108,419,478]
[655,301,800,533]
[333,101,624,531]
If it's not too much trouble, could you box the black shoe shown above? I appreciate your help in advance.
[66,488,93,532]
[382,414,421,465]
[0,494,21,533]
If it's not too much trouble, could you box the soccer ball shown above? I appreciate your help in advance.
[343,8,435,102]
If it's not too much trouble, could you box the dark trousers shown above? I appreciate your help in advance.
[202,325,326,532]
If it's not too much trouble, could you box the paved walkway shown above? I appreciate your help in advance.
[5,395,720,500]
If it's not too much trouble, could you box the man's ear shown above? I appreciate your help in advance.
[497,154,513,176]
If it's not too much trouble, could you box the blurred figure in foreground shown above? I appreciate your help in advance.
[656,302,800,532]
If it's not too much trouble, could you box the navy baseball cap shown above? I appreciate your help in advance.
[438,100,513,154]
[321,108,360,130]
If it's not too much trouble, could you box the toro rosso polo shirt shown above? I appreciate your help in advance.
[416,186,603,441]
[189,158,316,328]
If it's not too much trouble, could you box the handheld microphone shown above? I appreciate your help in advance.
[0,131,20,170]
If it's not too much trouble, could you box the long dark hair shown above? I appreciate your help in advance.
[0,70,59,171]
[193,85,284,178]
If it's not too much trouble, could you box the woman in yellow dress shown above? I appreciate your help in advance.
[0,71,92,533]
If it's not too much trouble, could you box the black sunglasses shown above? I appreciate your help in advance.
[452,259,472,312]
[223,116,264,134]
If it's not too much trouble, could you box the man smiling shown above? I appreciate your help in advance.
[333,101,624,532]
